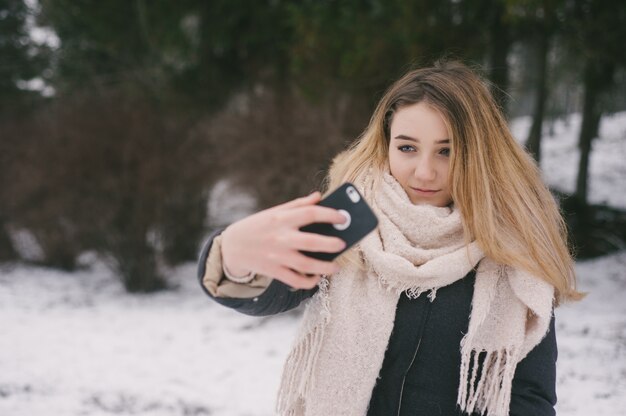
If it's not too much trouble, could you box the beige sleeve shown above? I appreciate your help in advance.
[201,233,273,299]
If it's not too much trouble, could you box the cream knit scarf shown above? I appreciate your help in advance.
[276,171,554,416]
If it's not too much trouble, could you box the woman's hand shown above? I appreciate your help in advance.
[221,191,347,289]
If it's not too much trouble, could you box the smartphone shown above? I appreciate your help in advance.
[299,182,378,261]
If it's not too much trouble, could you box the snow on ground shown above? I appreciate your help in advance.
[0,260,298,416]
[555,251,626,415]
[1,251,625,416]
[1,111,625,415]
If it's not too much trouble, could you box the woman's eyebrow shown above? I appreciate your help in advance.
[394,134,450,144]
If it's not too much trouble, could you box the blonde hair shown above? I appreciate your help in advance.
[324,60,582,305]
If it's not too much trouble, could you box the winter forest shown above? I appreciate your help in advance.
[1,0,625,415]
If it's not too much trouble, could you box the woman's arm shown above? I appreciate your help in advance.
[219,191,345,288]
[197,191,346,316]
[509,316,558,416]
[197,229,318,316]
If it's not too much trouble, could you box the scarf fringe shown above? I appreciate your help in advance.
[378,274,439,301]
[457,347,519,416]
[276,279,331,416]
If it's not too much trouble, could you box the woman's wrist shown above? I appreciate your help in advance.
[220,226,255,282]
[222,262,256,283]
[221,257,252,279]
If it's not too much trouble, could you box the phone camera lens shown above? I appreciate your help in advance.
[346,186,360,203]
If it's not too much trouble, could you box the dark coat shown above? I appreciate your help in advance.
[198,230,557,416]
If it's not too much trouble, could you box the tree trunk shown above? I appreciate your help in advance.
[526,29,550,163]
[161,191,208,265]
[111,195,167,293]
[575,60,614,205]
[0,214,17,261]
[116,234,166,293]
[488,1,511,115]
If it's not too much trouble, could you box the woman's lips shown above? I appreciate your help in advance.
[410,187,440,196]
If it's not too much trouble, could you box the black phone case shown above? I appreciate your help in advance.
[299,182,378,261]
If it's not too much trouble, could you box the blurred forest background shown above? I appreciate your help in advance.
[0,0,625,292]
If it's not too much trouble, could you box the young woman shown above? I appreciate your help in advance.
[198,61,582,416]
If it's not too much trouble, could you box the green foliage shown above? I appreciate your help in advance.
[39,0,188,93]
[183,0,293,98]
[38,0,294,108]
[37,0,506,107]
[563,0,626,67]
[286,0,486,101]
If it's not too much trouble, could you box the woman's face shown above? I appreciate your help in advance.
[388,101,453,207]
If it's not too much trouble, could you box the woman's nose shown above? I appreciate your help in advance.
[414,157,436,182]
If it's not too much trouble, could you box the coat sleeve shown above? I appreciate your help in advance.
[197,228,318,316]
[508,315,558,416]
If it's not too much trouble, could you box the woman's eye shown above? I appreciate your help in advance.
[439,148,450,157]
[398,145,415,153]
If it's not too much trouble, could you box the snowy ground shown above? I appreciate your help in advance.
[0,259,295,416]
[1,250,625,416]
[1,112,625,415]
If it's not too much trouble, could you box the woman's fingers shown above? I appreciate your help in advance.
[287,232,346,253]
[282,205,348,228]
[283,253,340,277]
[273,191,321,211]
[274,267,321,290]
